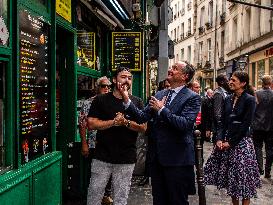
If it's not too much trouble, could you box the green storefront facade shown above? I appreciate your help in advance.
[0,0,146,204]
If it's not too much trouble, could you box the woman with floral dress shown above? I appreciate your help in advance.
[204,71,261,205]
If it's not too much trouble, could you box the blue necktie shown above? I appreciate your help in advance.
[165,90,175,106]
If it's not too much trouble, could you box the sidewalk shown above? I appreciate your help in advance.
[127,142,273,205]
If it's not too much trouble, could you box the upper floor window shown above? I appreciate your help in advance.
[181,48,184,61]
[233,17,238,47]
[188,18,191,34]
[187,46,191,63]
[198,41,203,63]
[207,38,211,61]
[208,1,213,24]
[200,6,205,27]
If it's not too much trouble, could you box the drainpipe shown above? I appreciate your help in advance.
[213,0,218,89]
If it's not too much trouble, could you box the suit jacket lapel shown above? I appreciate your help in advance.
[168,87,188,110]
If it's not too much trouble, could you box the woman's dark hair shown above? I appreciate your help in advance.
[232,71,251,92]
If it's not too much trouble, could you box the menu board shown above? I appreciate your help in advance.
[112,32,142,71]
[19,10,50,163]
[77,32,96,69]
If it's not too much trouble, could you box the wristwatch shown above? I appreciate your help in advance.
[126,120,131,128]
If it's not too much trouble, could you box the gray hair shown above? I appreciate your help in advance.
[96,76,111,86]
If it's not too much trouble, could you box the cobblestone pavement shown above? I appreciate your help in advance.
[127,142,273,205]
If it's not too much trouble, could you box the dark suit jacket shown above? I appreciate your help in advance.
[213,87,227,138]
[252,88,273,131]
[127,86,201,166]
[217,91,256,147]
[201,96,214,133]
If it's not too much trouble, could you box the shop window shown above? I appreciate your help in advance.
[19,10,50,163]
[77,31,97,70]
[0,61,5,170]
[252,62,256,87]
[76,75,96,141]
[76,3,102,71]
[257,60,265,89]
[0,0,10,47]
[269,57,273,77]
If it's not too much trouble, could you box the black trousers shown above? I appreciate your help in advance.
[151,160,195,205]
[252,130,273,175]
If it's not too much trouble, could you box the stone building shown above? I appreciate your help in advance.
[168,0,196,66]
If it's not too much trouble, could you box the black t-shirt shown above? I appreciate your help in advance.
[88,92,144,164]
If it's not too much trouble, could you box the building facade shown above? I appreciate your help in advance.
[225,0,273,89]
[168,0,196,65]
[194,0,227,90]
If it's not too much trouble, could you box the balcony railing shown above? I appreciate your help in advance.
[198,26,205,35]
[205,22,212,29]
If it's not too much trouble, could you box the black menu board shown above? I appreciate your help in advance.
[112,32,142,71]
[19,10,50,163]
[77,32,96,69]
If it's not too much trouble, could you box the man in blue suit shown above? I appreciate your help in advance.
[119,61,201,205]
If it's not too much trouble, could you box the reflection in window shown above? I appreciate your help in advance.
[257,60,265,89]
[0,62,5,169]
[0,0,9,46]
[76,75,96,141]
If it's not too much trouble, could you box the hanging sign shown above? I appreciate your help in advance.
[56,0,72,23]
[112,32,142,71]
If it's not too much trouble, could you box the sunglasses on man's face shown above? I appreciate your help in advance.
[100,84,110,88]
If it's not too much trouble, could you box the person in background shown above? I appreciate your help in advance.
[188,80,201,94]
[120,61,201,205]
[204,71,261,205]
[158,79,171,91]
[86,67,147,205]
[201,89,214,142]
[252,75,273,178]
[212,74,229,143]
[78,76,113,204]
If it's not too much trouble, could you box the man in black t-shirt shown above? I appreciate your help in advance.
[86,67,146,205]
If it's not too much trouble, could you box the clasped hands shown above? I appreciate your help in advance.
[113,112,129,127]
[216,140,230,151]
[117,81,166,111]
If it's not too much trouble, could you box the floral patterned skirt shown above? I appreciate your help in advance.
[204,137,261,199]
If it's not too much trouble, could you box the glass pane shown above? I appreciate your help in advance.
[76,75,96,142]
[19,10,50,163]
[77,31,97,70]
[257,60,265,89]
[269,57,273,77]
[0,61,5,168]
[0,0,10,47]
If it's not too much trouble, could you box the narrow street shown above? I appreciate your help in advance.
[127,142,273,205]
